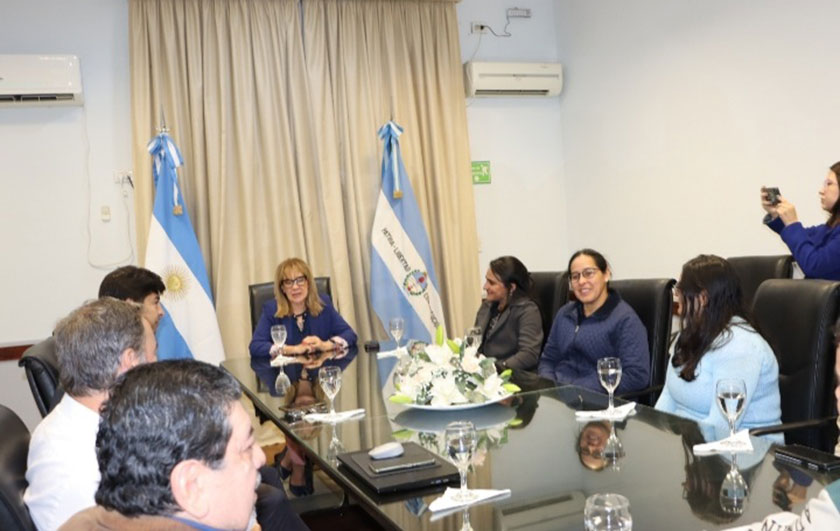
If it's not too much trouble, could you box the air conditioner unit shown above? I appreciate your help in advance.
[464,61,563,97]
[0,55,84,106]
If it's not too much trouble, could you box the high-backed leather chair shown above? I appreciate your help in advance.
[611,278,676,406]
[750,279,840,450]
[0,405,35,530]
[727,254,793,311]
[529,271,569,344]
[248,277,332,333]
[18,337,62,418]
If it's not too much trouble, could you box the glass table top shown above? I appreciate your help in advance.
[222,354,840,531]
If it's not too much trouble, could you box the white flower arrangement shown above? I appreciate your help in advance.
[388,327,521,407]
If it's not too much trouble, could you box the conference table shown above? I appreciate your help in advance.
[222,350,840,531]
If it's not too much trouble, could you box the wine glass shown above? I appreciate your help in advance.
[459,507,473,531]
[389,317,405,350]
[719,454,749,515]
[464,327,482,352]
[584,493,633,530]
[602,422,625,471]
[597,357,622,412]
[716,379,747,440]
[319,366,342,419]
[445,421,478,503]
[271,325,291,396]
[270,324,287,349]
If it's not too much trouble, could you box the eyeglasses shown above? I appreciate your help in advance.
[281,276,307,288]
[570,268,599,284]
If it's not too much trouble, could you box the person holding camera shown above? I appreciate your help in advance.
[761,162,840,280]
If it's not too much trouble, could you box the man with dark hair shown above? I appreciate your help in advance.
[98,265,166,330]
[61,360,265,530]
[24,298,156,530]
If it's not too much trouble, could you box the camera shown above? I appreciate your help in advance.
[765,187,781,206]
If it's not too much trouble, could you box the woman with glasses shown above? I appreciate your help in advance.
[761,162,840,279]
[249,257,357,495]
[655,255,781,440]
[537,249,650,393]
[474,256,543,371]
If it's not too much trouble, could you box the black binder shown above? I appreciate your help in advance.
[337,442,460,494]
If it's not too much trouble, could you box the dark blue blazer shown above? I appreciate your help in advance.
[248,294,357,392]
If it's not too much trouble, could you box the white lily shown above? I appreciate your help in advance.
[430,376,468,407]
[425,343,453,366]
[481,372,506,399]
[460,348,481,373]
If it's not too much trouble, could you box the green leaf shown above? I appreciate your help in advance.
[389,394,413,404]
[508,418,523,427]
[499,369,513,379]
[435,325,445,346]
[502,383,521,393]
[392,429,414,439]
[446,339,460,353]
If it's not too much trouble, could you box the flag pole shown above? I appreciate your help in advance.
[157,106,169,134]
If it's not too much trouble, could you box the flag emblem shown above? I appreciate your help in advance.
[403,270,429,296]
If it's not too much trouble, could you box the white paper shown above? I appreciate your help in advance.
[693,429,754,455]
[574,402,637,422]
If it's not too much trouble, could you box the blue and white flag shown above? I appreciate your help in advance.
[370,121,446,343]
[144,132,225,364]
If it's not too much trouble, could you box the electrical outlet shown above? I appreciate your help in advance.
[471,22,487,34]
[113,170,133,184]
[507,7,532,18]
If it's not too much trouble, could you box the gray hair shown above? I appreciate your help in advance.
[55,297,146,396]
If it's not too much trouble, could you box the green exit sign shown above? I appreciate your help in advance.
[471,161,491,184]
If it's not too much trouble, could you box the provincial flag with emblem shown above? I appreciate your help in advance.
[370,121,446,343]
[144,132,225,364]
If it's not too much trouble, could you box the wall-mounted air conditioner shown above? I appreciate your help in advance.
[464,61,563,97]
[0,55,84,106]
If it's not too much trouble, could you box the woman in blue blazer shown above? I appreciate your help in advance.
[761,162,840,279]
[249,257,357,495]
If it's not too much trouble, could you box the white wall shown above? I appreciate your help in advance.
[0,0,133,344]
[457,0,569,280]
[555,0,840,280]
[0,0,131,429]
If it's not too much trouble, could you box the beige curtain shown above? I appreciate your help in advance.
[130,0,480,415]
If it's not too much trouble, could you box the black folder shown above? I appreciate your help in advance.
[337,442,459,494]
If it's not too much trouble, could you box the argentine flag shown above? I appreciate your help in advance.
[144,132,225,365]
[370,121,446,343]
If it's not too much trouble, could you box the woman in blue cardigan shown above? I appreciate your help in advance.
[761,161,840,280]
[537,249,650,394]
[249,257,357,495]
[655,255,781,441]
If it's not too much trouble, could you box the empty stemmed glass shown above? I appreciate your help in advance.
[716,378,747,441]
[270,325,291,395]
[597,357,622,412]
[445,421,478,503]
[389,317,405,350]
[584,493,632,530]
[719,454,749,515]
[319,366,342,420]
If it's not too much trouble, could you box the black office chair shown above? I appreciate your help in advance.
[18,337,62,418]
[748,279,840,451]
[0,405,36,530]
[612,278,676,406]
[529,271,569,346]
[727,254,793,311]
[248,277,332,333]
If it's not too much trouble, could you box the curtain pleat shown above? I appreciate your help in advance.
[130,0,479,443]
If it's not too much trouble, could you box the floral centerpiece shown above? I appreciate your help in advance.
[388,326,521,407]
